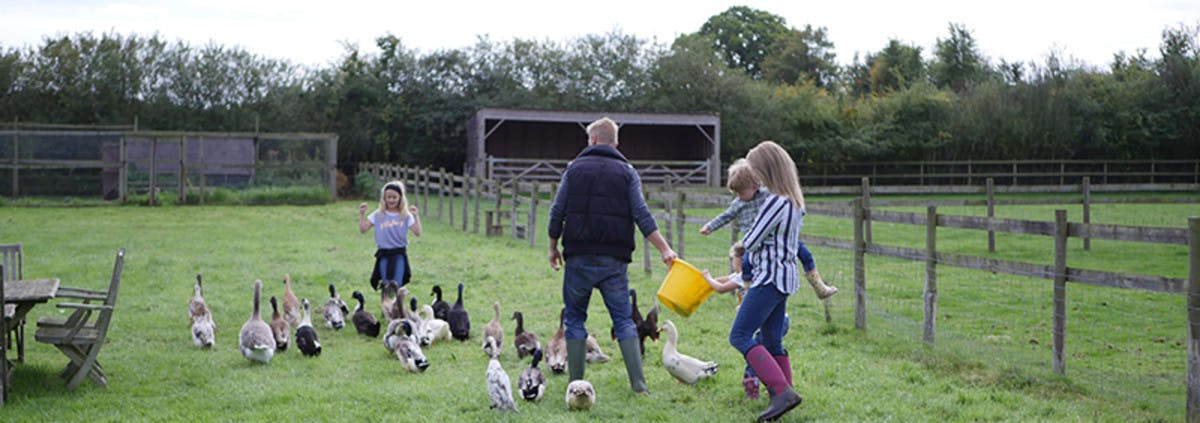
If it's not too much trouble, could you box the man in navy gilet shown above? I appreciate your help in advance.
[548,116,677,394]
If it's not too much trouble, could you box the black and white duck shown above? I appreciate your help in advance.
[295,298,322,357]
[518,348,547,402]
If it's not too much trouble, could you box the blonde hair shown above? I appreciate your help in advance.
[729,242,745,259]
[726,158,760,193]
[586,117,618,145]
[377,180,410,219]
[745,141,804,210]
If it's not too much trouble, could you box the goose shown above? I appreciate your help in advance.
[352,291,381,337]
[545,308,567,374]
[380,281,402,322]
[565,380,595,411]
[485,335,518,411]
[511,311,540,359]
[430,284,451,322]
[447,282,471,341]
[394,320,430,372]
[322,283,350,330]
[585,334,610,363]
[269,296,290,351]
[296,298,322,357]
[189,273,215,348]
[636,304,661,357]
[281,274,301,328]
[417,305,450,346]
[238,279,276,363]
[659,320,718,385]
[518,348,547,402]
[482,301,503,356]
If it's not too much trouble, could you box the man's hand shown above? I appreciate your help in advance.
[549,246,563,271]
[660,247,678,267]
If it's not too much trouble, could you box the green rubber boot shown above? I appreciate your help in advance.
[619,337,649,394]
[567,338,587,381]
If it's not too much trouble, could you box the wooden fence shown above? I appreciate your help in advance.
[799,158,1200,188]
[369,162,1199,419]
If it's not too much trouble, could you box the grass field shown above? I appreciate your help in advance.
[0,193,1193,421]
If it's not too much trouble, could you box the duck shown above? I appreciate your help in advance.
[485,335,518,411]
[585,334,610,363]
[322,283,350,330]
[417,305,450,346]
[295,298,322,357]
[518,348,547,402]
[635,304,661,357]
[565,379,595,411]
[394,320,430,372]
[189,273,215,348]
[482,301,503,356]
[659,320,718,385]
[281,274,301,328]
[430,284,451,321]
[545,308,567,374]
[352,291,381,337]
[269,295,289,351]
[380,281,402,322]
[238,279,276,363]
[511,311,540,360]
[447,282,471,341]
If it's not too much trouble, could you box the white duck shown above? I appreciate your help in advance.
[322,283,350,330]
[418,305,450,346]
[485,335,518,411]
[189,273,215,348]
[518,348,547,402]
[565,380,595,411]
[238,280,276,363]
[659,320,718,385]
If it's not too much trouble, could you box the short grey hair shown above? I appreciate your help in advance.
[586,117,618,145]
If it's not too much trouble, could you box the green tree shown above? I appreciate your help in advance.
[761,25,838,88]
[869,40,925,94]
[698,6,789,79]
[930,23,989,93]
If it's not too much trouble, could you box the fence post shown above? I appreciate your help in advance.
[1187,216,1200,423]
[1053,209,1068,375]
[644,187,652,274]
[529,181,539,247]
[510,179,519,239]
[178,136,186,204]
[924,206,938,345]
[676,191,686,258]
[987,178,996,253]
[861,177,873,244]
[853,198,866,331]
[149,138,158,206]
[438,168,446,222]
[1082,177,1091,251]
[462,174,469,232]
[473,175,482,234]
[420,167,428,213]
[119,135,127,203]
[662,190,674,249]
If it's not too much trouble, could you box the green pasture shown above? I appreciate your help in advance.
[0,194,1193,421]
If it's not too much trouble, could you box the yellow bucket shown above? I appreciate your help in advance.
[656,259,714,318]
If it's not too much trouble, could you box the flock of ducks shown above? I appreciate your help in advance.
[189,275,721,412]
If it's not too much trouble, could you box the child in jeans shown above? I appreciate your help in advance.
[701,243,789,400]
[700,159,837,300]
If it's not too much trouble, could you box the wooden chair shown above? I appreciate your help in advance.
[0,243,23,363]
[34,248,124,391]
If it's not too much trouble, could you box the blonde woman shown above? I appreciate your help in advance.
[730,141,805,421]
[359,180,422,290]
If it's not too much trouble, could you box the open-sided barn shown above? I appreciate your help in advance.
[465,108,721,187]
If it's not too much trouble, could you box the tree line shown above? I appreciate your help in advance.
[1,6,1196,174]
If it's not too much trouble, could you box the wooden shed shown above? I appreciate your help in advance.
[466,108,721,186]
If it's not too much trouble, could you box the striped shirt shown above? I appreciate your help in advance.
[703,188,769,234]
[740,193,805,295]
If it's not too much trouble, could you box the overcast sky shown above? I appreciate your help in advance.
[2,0,1197,70]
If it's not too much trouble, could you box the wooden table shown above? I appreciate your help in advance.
[4,278,60,363]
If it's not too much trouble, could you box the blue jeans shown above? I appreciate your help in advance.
[562,255,637,341]
[377,255,408,286]
[729,283,790,356]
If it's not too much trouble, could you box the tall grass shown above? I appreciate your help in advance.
[0,195,1191,421]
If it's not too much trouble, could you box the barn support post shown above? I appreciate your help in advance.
[987,178,996,253]
[1052,209,1068,375]
[861,177,873,244]
[1082,177,1092,251]
[853,198,866,331]
[1187,216,1200,423]
[924,206,938,345]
